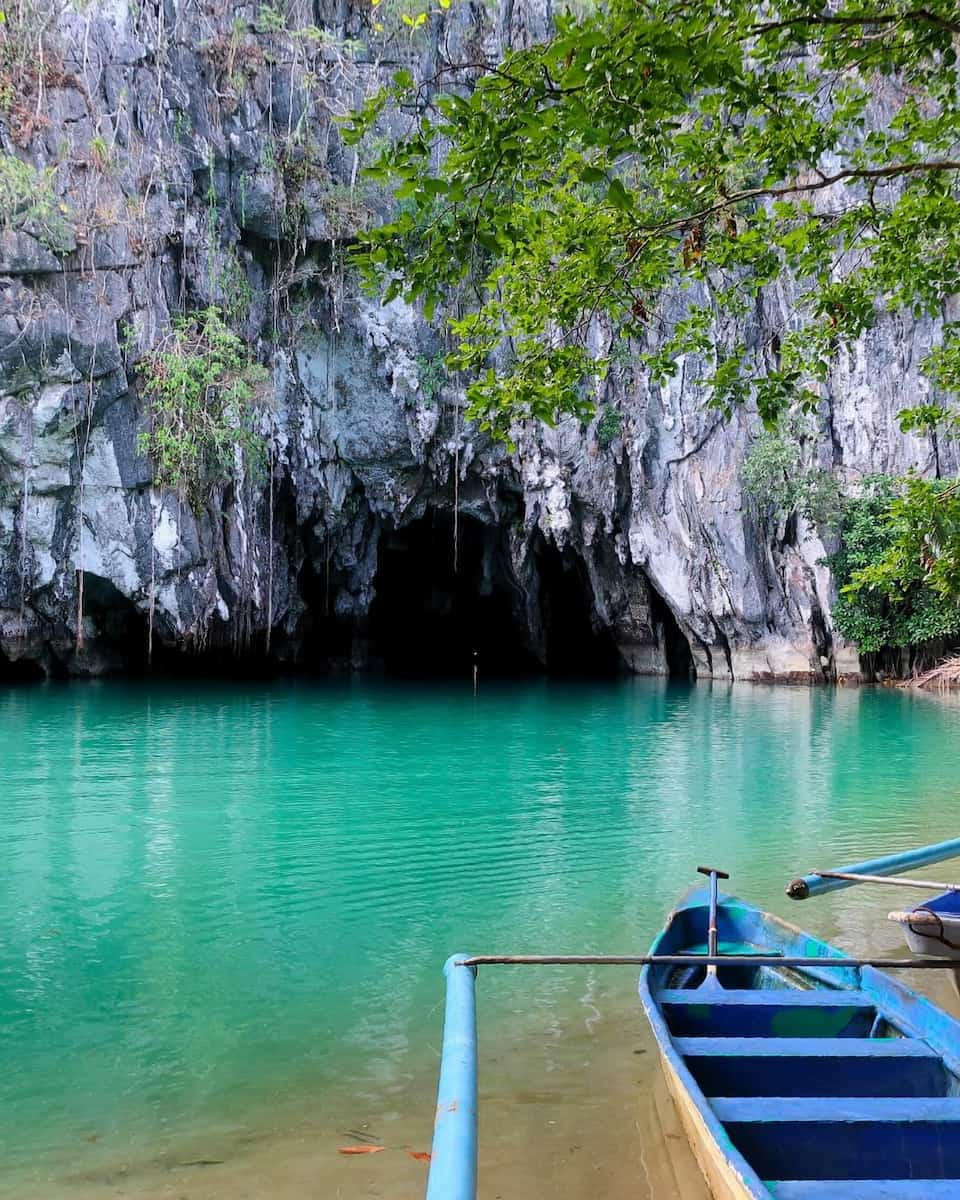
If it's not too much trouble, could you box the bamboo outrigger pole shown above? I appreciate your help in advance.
[787,836,960,900]
[425,956,477,1200]
[459,954,960,969]
[808,871,960,893]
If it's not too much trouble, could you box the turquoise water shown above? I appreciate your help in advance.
[2,678,960,1197]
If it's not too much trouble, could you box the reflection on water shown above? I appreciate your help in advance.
[1,678,960,1197]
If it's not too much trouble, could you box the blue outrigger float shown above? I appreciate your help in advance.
[426,860,960,1200]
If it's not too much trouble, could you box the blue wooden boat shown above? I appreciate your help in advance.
[640,886,960,1199]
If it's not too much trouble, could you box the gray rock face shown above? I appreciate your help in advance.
[0,0,949,682]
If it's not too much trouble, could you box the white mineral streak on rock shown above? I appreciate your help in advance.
[355,296,421,397]
[151,500,179,564]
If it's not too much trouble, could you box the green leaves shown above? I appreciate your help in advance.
[0,156,74,253]
[137,307,269,505]
[742,415,843,527]
[604,178,632,213]
[827,476,960,654]
[350,0,960,437]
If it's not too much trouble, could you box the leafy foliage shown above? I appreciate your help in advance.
[741,416,842,527]
[416,352,447,405]
[212,249,254,326]
[347,0,960,439]
[0,154,73,251]
[827,476,960,653]
[596,404,621,449]
[898,331,960,440]
[137,308,269,504]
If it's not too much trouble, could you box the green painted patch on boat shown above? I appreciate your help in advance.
[770,1006,866,1038]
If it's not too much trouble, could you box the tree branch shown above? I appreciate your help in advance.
[630,161,960,240]
[751,10,960,37]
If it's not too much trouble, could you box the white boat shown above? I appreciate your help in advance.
[889,890,960,961]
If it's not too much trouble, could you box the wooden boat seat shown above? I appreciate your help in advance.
[769,1183,960,1198]
[712,1096,960,1121]
[659,990,876,1038]
[714,1095,960,1180]
[675,1037,938,1058]
[677,1035,948,1097]
[658,990,873,1006]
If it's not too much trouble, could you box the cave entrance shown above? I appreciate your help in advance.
[649,587,696,680]
[368,514,539,679]
[0,644,45,683]
[367,515,624,680]
[74,572,152,675]
[534,539,623,677]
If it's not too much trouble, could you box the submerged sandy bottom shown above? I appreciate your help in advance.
[17,969,958,1200]
[9,995,710,1200]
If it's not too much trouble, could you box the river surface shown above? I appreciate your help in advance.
[2,677,960,1199]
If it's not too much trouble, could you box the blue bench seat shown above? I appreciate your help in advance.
[769,1183,960,1198]
[715,1096,960,1180]
[659,990,876,1038]
[679,1035,947,1096]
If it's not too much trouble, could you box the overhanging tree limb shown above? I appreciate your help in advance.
[349,0,960,438]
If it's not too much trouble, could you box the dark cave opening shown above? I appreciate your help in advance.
[80,574,279,681]
[367,515,623,680]
[534,537,624,678]
[83,571,146,639]
[368,514,538,679]
[650,587,696,680]
[297,544,358,671]
[0,645,45,683]
[76,572,151,673]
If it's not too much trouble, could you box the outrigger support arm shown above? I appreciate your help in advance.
[787,836,960,899]
[458,954,960,968]
[804,870,960,893]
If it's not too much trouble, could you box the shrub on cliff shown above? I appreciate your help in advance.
[742,416,843,528]
[137,307,269,505]
[0,155,73,252]
[826,476,960,654]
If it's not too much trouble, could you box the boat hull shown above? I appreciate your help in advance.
[901,922,960,959]
[658,1046,752,1200]
[890,890,960,961]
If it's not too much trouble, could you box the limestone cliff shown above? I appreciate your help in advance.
[0,0,952,682]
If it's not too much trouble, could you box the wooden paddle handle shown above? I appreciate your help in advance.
[697,866,730,880]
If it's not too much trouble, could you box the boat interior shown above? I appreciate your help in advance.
[646,896,960,1198]
[921,890,960,917]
